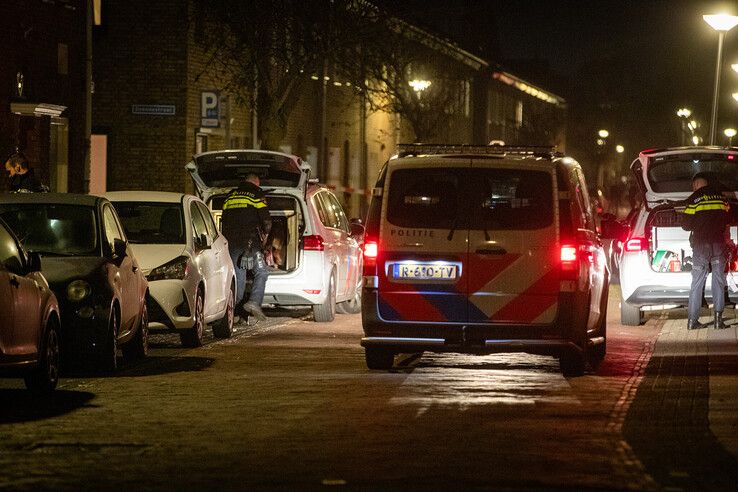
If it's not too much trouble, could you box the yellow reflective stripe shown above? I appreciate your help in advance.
[223,197,267,209]
[684,202,729,214]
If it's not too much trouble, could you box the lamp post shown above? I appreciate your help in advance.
[725,128,737,146]
[703,13,738,144]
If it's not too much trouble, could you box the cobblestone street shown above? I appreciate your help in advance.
[1,287,737,490]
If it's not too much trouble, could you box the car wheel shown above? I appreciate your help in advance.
[312,271,336,322]
[123,301,149,361]
[365,347,394,370]
[24,318,61,393]
[336,278,362,315]
[620,298,643,326]
[96,306,118,373]
[559,349,586,377]
[212,285,235,339]
[180,287,205,347]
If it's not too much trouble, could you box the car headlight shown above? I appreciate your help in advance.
[147,256,189,281]
[67,280,92,302]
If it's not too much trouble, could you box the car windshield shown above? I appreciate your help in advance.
[0,204,98,256]
[112,202,185,244]
[648,154,738,193]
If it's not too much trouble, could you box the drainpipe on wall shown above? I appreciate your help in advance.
[320,59,328,180]
[84,0,93,193]
[252,66,259,149]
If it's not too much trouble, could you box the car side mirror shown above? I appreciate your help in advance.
[196,233,212,250]
[600,216,628,240]
[349,219,365,240]
[26,252,41,273]
[113,238,127,258]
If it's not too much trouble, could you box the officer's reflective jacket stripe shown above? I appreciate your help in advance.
[221,182,271,249]
[223,194,267,209]
[681,186,730,244]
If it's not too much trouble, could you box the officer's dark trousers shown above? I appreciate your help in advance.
[230,246,269,307]
[688,242,727,320]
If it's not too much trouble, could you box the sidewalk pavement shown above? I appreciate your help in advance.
[624,307,738,490]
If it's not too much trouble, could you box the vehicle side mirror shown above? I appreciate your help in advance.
[600,217,628,240]
[349,220,365,239]
[196,233,212,250]
[26,252,41,273]
[113,238,127,258]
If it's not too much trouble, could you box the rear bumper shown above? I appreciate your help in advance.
[361,288,587,356]
[360,336,582,356]
[625,285,737,306]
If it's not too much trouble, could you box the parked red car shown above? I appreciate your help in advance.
[0,217,61,392]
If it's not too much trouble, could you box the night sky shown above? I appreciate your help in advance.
[389,0,738,158]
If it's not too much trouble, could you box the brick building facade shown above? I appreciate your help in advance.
[0,0,90,193]
[92,1,566,218]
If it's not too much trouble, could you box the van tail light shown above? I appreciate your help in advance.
[560,244,579,280]
[624,237,647,252]
[303,235,324,251]
[363,237,378,276]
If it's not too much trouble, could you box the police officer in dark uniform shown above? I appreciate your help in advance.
[681,172,730,330]
[221,172,272,322]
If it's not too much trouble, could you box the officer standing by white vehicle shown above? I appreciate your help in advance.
[681,172,730,330]
[221,172,272,322]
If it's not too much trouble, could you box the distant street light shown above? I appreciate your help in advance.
[733,63,738,73]
[733,92,738,102]
[598,129,609,138]
[408,79,432,92]
[676,108,692,118]
[703,13,738,144]
[725,128,737,146]
[693,135,701,145]
[615,144,625,153]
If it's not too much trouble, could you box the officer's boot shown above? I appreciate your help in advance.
[687,318,705,330]
[714,311,727,330]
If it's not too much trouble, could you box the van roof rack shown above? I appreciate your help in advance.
[395,143,562,159]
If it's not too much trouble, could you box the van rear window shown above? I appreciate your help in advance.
[387,169,460,229]
[472,169,553,230]
[386,168,553,230]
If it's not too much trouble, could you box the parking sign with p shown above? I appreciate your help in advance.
[201,90,220,127]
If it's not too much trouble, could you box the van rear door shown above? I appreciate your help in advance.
[466,161,559,323]
[377,160,470,323]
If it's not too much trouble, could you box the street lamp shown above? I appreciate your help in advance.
[725,128,737,146]
[703,13,738,144]
[408,79,432,92]
[676,108,693,145]
[733,92,738,102]
[597,129,609,138]
[732,63,738,73]
[615,144,625,153]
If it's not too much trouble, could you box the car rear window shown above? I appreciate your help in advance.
[648,154,738,193]
[386,167,553,230]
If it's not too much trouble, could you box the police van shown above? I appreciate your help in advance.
[360,144,609,375]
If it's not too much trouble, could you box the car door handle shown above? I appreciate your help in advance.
[9,276,20,288]
[475,247,507,255]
